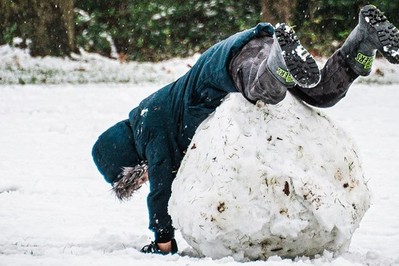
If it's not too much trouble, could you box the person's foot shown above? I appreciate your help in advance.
[273,23,321,88]
[140,239,178,255]
[359,5,399,64]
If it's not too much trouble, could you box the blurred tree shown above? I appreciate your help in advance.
[2,0,398,60]
[75,0,262,61]
[30,0,76,56]
[0,0,32,46]
[0,0,76,57]
[291,0,369,55]
[261,0,399,56]
[291,0,399,56]
[260,0,297,25]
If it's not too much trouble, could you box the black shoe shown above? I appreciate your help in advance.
[360,5,399,64]
[341,5,399,76]
[273,23,321,88]
[140,239,178,255]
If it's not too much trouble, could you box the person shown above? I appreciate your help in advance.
[92,5,399,255]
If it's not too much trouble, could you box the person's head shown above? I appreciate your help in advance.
[92,120,140,184]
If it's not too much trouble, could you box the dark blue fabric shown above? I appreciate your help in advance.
[92,23,275,242]
[92,120,140,184]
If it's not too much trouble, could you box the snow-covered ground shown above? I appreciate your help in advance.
[0,45,198,85]
[0,46,399,265]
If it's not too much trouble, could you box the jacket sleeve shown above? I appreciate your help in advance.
[145,135,181,242]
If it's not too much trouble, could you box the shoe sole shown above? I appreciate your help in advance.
[361,5,399,64]
[275,23,320,88]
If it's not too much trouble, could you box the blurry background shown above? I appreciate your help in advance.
[1,0,398,62]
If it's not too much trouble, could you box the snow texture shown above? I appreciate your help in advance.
[1,44,399,85]
[170,93,370,261]
[0,45,399,265]
[0,45,198,85]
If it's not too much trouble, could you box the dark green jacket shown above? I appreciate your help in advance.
[127,23,275,241]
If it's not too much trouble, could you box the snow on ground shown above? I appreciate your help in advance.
[1,44,399,85]
[0,46,399,265]
[0,45,198,85]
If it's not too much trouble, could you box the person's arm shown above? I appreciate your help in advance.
[145,139,176,244]
[147,151,175,243]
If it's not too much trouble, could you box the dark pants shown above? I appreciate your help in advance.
[288,50,359,108]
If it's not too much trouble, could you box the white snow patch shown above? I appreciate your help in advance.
[0,44,198,85]
[1,44,399,85]
[0,47,398,265]
[170,93,371,261]
[390,48,399,57]
[140,108,148,116]
[295,45,310,61]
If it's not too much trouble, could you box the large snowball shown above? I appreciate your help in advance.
[169,93,371,261]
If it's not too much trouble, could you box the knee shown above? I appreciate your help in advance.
[251,78,287,104]
[267,88,287,105]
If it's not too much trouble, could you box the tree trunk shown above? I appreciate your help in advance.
[59,0,76,55]
[260,0,297,26]
[30,0,76,57]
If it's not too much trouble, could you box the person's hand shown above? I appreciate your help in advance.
[157,241,172,253]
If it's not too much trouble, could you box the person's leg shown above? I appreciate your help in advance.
[231,23,320,105]
[289,50,358,108]
[289,5,399,108]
